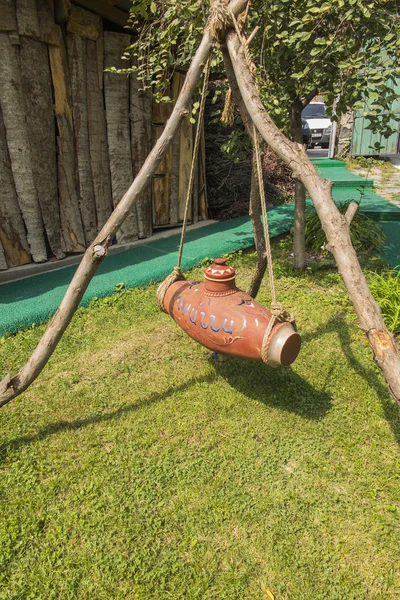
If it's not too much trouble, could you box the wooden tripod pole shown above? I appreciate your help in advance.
[0,0,248,407]
[225,30,400,406]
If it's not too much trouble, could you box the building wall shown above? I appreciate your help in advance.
[0,0,206,271]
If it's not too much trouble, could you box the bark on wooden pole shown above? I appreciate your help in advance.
[0,0,18,31]
[0,0,250,407]
[226,30,400,405]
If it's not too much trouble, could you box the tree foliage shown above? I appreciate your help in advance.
[126,0,205,101]
[126,0,399,135]
[254,0,400,136]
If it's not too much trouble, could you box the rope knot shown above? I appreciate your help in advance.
[270,302,294,323]
[208,0,233,42]
[156,268,186,313]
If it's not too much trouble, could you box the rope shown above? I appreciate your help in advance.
[156,57,211,312]
[208,0,233,42]
[226,4,296,362]
[221,87,234,127]
[253,124,276,304]
[176,57,211,269]
[221,6,252,127]
[254,123,295,361]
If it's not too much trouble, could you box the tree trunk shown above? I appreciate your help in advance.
[225,29,400,405]
[0,32,47,263]
[221,50,267,299]
[20,36,65,259]
[290,100,306,270]
[0,0,250,407]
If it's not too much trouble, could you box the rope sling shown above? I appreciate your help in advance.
[156,1,295,354]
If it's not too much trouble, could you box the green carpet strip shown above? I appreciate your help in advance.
[1,160,399,336]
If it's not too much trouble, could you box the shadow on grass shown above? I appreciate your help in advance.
[1,361,332,461]
[301,313,400,445]
[0,374,217,461]
[212,358,332,420]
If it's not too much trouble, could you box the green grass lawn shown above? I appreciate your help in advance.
[1,244,399,600]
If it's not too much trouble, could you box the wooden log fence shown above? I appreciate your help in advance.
[0,0,206,270]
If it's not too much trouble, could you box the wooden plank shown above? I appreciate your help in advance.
[36,0,60,46]
[0,240,7,270]
[96,24,104,90]
[170,73,182,225]
[20,36,65,259]
[86,38,113,231]
[104,31,137,243]
[48,25,86,253]
[72,0,128,27]
[0,32,47,262]
[152,178,171,226]
[67,33,98,244]
[0,0,17,31]
[130,67,152,237]
[150,89,173,228]
[0,104,31,267]
[67,4,101,41]
[192,143,199,224]
[152,95,172,125]
[54,0,71,23]
[151,127,171,226]
[16,0,40,37]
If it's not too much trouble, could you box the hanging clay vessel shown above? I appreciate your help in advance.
[162,258,301,366]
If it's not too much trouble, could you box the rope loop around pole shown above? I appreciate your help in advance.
[208,0,233,43]
[156,266,185,313]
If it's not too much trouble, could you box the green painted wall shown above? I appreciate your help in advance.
[351,77,400,156]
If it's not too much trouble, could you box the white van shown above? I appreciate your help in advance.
[302,102,332,148]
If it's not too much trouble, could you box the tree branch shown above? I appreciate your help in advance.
[345,202,359,225]
[226,29,400,405]
[0,0,249,408]
[301,88,318,108]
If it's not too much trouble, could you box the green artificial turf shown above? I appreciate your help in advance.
[1,159,399,337]
[1,246,399,600]
[0,212,293,337]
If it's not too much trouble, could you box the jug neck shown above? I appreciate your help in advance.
[204,258,237,294]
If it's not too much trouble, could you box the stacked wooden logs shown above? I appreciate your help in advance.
[0,0,207,271]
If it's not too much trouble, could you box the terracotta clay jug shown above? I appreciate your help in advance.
[162,258,301,366]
